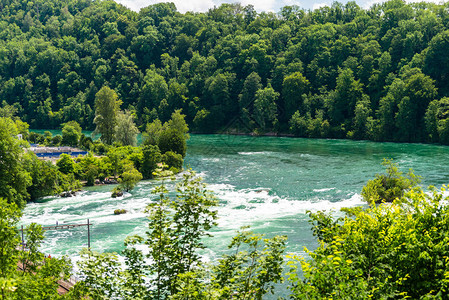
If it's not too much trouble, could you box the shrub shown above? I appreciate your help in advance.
[28,132,45,144]
[162,151,183,171]
[111,187,123,198]
[289,185,449,299]
[361,159,421,205]
[51,135,62,146]
[158,128,186,157]
[93,142,108,155]
[119,167,143,192]
[56,154,75,174]
[79,134,93,150]
[140,145,161,179]
[62,122,82,146]
[85,165,98,186]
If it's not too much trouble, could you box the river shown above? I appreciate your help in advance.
[21,134,449,272]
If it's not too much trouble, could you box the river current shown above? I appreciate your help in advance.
[21,134,449,265]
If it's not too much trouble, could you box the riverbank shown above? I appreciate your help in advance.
[216,128,295,137]
[20,135,449,255]
[191,129,449,146]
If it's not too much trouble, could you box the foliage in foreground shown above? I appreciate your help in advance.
[77,171,287,299]
[288,185,449,299]
[75,163,449,299]
[0,198,72,300]
[172,229,287,300]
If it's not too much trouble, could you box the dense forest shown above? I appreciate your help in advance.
[4,1,449,296]
[2,0,449,143]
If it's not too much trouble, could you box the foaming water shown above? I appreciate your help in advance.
[238,151,275,155]
[208,183,363,230]
[21,135,449,266]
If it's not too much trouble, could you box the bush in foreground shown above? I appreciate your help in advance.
[362,159,421,205]
[75,163,449,299]
[288,185,449,299]
[77,171,286,299]
[0,198,72,299]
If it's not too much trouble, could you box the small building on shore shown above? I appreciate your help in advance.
[28,146,88,158]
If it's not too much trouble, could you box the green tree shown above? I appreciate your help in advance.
[75,250,125,299]
[0,118,31,209]
[138,70,168,116]
[0,102,18,118]
[173,229,287,299]
[78,171,219,298]
[289,111,309,137]
[22,152,80,201]
[14,119,30,141]
[253,84,279,131]
[162,151,183,172]
[85,165,99,186]
[143,111,189,158]
[239,72,262,115]
[282,72,310,119]
[164,109,190,140]
[193,109,213,133]
[158,128,187,158]
[51,135,62,146]
[0,198,22,283]
[377,79,403,141]
[143,119,163,146]
[351,95,372,140]
[119,165,143,192]
[147,171,218,296]
[327,68,365,126]
[206,73,232,128]
[56,153,75,174]
[167,79,188,114]
[425,99,441,142]
[23,153,62,200]
[43,131,53,145]
[424,30,449,94]
[106,147,129,178]
[140,145,162,179]
[395,70,437,142]
[94,86,123,145]
[115,110,139,146]
[426,97,449,144]
[62,121,82,146]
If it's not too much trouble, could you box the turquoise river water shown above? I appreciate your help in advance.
[21,134,449,286]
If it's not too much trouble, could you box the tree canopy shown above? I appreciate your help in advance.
[94,86,122,145]
[0,117,31,208]
[2,0,449,143]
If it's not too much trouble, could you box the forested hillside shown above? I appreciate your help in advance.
[2,0,449,143]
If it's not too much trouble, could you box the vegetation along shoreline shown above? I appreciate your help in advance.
[2,0,449,298]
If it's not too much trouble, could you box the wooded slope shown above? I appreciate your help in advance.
[2,0,449,143]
